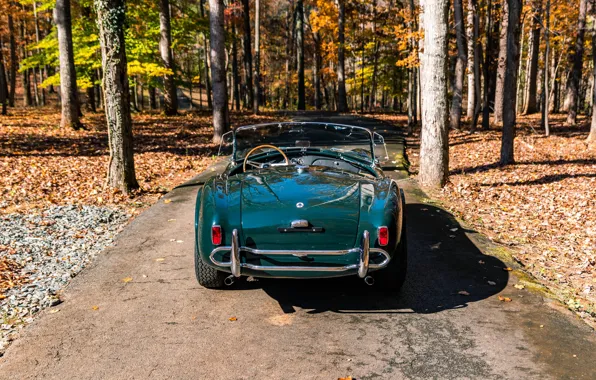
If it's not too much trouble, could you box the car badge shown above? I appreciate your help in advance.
[296,202,304,208]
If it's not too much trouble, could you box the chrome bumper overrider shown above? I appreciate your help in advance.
[208,229,390,278]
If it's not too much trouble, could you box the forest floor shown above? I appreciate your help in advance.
[375,113,596,326]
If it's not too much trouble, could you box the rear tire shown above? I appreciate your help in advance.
[195,245,227,289]
[375,218,407,292]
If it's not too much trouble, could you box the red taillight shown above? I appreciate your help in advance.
[378,226,389,246]
[211,225,222,245]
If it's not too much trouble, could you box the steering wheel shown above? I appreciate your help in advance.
[243,144,290,171]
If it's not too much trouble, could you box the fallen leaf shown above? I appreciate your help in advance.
[458,290,470,296]
[338,377,353,380]
[503,267,513,271]
[498,296,512,302]
[91,305,99,311]
[514,284,525,290]
[164,199,172,204]
[122,277,133,283]
[167,219,176,222]
[488,281,496,286]
[176,240,183,243]
[49,309,60,314]
[155,258,165,262]
[478,260,485,265]
[229,316,237,322]
[540,324,544,328]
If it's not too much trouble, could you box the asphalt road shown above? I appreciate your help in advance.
[1,115,595,379]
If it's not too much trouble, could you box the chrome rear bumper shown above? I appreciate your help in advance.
[208,229,390,278]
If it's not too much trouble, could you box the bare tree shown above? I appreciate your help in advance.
[419,0,450,188]
[500,0,522,165]
[563,0,587,125]
[337,0,349,112]
[95,0,139,193]
[159,0,178,116]
[54,0,82,129]
[450,0,467,130]
[209,0,229,143]
[523,0,542,114]
[493,0,508,124]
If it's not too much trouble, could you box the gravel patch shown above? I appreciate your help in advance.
[0,205,129,355]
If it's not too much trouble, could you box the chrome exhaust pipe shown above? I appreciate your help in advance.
[364,276,375,286]
[224,275,235,286]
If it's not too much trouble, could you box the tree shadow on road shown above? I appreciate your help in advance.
[235,203,509,315]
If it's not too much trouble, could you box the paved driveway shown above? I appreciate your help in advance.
[1,115,594,379]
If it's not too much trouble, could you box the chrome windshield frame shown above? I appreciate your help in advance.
[229,122,377,166]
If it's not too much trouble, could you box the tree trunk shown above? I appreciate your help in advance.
[337,0,349,112]
[493,0,508,124]
[465,0,476,118]
[500,0,522,165]
[96,0,139,194]
[450,0,467,129]
[20,19,32,107]
[149,86,157,109]
[209,0,229,143]
[471,3,482,131]
[296,0,305,110]
[241,0,254,110]
[8,15,16,107]
[482,0,494,130]
[523,0,542,114]
[253,0,261,114]
[34,2,46,106]
[231,24,241,111]
[54,0,82,129]
[563,0,587,125]
[541,0,551,135]
[0,38,8,115]
[159,0,178,116]
[368,0,380,111]
[313,32,323,110]
[588,2,596,145]
[87,70,97,112]
[419,0,450,189]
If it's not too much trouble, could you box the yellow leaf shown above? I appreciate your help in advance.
[91,305,99,311]
[122,277,133,283]
[514,284,525,290]
[164,199,172,204]
[503,267,513,271]
[229,316,237,322]
[498,296,512,302]
[155,258,165,262]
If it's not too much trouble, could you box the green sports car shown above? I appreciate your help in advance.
[194,122,407,290]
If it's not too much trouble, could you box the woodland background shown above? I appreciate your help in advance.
[0,0,595,326]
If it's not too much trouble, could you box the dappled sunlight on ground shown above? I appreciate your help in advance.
[398,113,596,323]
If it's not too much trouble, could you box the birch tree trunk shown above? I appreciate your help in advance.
[500,0,522,165]
[337,0,349,112]
[159,0,178,116]
[241,0,254,109]
[95,0,139,194]
[209,0,229,143]
[54,0,82,129]
[465,0,475,118]
[523,0,542,114]
[493,0,509,124]
[419,0,450,189]
[450,0,467,130]
[564,0,587,125]
[297,0,305,110]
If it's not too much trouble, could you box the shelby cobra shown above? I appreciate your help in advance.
[194,122,406,290]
